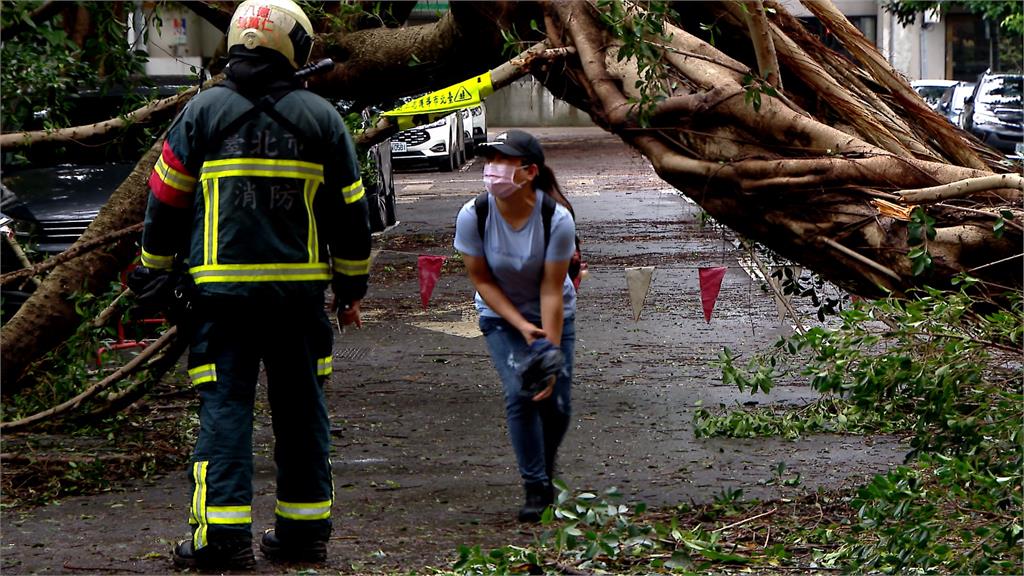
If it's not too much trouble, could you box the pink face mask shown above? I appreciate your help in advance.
[483,163,523,199]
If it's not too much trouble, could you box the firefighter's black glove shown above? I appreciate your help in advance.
[126,266,176,309]
[126,266,195,325]
[517,338,564,398]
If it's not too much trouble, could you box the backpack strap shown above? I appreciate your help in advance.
[474,191,489,245]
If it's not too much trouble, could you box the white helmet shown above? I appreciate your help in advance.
[227,0,315,69]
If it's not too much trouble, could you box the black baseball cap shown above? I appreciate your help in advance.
[478,130,545,166]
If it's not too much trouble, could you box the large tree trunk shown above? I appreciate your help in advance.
[2,0,1020,391]
[537,0,1020,297]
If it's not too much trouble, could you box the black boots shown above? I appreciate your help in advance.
[259,529,328,563]
[172,537,256,571]
[517,481,555,523]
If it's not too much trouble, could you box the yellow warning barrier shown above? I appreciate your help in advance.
[382,72,493,130]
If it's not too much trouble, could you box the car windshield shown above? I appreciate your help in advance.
[951,84,975,110]
[940,83,975,112]
[914,84,953,107]
[978,75,1024,107]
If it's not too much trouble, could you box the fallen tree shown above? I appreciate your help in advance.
[1,0,1020,390]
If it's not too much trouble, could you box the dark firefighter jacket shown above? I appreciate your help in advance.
[140,75,370,305]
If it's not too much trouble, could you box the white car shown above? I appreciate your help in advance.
[459,108,473,157]
[468,103,487,148]
[911,79,957,111]
[391,112,466,172]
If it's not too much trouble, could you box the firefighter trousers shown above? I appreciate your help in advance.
[184,295,334,550]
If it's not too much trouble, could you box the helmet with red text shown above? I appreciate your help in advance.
[226,0,314,69]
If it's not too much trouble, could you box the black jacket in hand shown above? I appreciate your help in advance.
[517,338,565,397]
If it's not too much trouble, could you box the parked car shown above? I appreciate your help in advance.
[459,108,475,158]
[912,79,958,111]
[1,163,135,255]
[468,103,488,148]
[1,164,136,323]
[961,72,1024,155]
[335,100,397,232]
[936,81,976,126]
[390,111,466,172]
[1,211,33,323]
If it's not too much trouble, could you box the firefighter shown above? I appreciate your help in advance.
[132,0,370,569]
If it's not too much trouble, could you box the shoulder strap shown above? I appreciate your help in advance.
[210,80,308,151]
[474,191,489,242]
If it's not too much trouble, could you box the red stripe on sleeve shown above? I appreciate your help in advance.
[161,140,189,174]
[149,141,195,208]
[149,172,191,208]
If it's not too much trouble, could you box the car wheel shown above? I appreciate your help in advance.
[367,183,387,232]
[439,150,455,172]
[384,183,397,227]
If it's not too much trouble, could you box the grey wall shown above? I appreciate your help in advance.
[486,78,594,127]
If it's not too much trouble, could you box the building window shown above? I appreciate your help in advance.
[798,16,878,54]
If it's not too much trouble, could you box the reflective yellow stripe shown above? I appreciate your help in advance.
[191,461,209,548]
[305,179,319,263]
[200,158,324,181]
[207,505,252,525]
[275,499,332,521]
[155,155,197,192]
[211,178,220,264]
[317,356,332,377]
[329,457,335,502]
[342,179,364,204]
[141,249,174,270]
[188,363,217,386]
[189,263,331,284]
[202,179,212,266]
[332,257,370,276]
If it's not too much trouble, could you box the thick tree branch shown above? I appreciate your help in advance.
[794,0,998,171]
[180,1,232,33]
[0,224,144,287]
[0,75,223,149]
[742,0,782,91]
[900,175,1024,204]
[355,42,572,148]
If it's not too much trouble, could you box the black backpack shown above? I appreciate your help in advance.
[474,191,582,282]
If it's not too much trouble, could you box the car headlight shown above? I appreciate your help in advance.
[424,118,447,129]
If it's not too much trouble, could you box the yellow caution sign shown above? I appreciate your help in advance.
[383,72,493,118]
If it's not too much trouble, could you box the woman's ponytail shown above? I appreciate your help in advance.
[535,164,574,219]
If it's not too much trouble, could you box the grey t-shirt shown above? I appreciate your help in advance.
[454,190,577,320]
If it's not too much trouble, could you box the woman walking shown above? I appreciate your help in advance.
[453,130,577,522]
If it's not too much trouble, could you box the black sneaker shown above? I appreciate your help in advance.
[259,529,328,563]
[172,537,255,571]
[517,481,554,523]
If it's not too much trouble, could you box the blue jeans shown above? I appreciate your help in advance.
[479,315,575,486]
